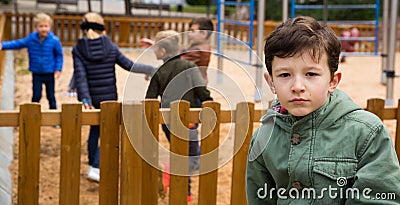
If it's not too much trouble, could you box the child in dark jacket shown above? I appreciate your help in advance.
[145,30,213,201]
[72,12,155,182]
[0,12,63,110]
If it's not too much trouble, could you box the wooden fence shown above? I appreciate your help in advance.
[366,98,400,160]
[0,98,399,204]
[0,100,264,205]
[2,12,398,52]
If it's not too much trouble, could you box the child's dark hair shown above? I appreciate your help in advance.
[189,17,214,38]
[264,16,341,80]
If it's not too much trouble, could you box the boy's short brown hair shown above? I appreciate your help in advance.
[189,17,214,38]
[264,16,341,79]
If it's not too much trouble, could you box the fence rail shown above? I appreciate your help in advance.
[0,98,399,204]
[2,12,399,52]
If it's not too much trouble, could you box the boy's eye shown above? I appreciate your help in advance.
[278,73,290,78]
[306,72,318,77]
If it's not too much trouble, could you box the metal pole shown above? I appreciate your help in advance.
[374,0,380,55]
[290,0,295,18]
[282,0,288,22]
[385,0,398,106]
[235,0,242,19]
[159,0,162,17]
[381,0,389,84]
[322,0,328,24]
[124,0,131,15]
[255,0,265,102]
[13,0,18,13]
[100,0,103,14]
[217,0,224,84]
[88,0,92,12]
[249,0,255,63]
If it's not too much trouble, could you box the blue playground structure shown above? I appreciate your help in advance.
[291,0,381,57]
[216,0,266,102]
[216,0,256,66]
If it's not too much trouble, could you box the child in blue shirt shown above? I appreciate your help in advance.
[0,12,63,110]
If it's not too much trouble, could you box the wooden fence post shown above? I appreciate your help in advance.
[142,99,160,205]
[120,102,143,205]
[59,103,82,205]
[99,101,121,205]
[169,100,190,205]
[366,98,385,120]
[132,21,139,45]
[119,21,131,45]
[231,102,255,205]
[4,13,12,40]
[198,101,221,205]
[18,103,41,205]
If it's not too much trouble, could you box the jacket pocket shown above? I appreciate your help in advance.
[312,158,358,203]
[313,158,357,180]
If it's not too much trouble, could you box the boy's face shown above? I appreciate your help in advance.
[188,24,207,44]
[35,21,51,39]
[269,52,341,117]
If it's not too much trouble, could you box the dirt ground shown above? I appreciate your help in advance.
[9,48,400,205]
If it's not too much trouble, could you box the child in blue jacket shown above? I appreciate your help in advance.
[0,12,63,110]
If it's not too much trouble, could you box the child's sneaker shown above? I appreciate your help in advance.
[67,88,77,97]
[87,166,100,182]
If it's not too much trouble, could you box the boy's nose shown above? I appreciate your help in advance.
[291,77,305,93]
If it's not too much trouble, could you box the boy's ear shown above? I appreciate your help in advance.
[160,47,167,57]
[264,72,276,94]
[200,30,208,38]
[329,72,342,93]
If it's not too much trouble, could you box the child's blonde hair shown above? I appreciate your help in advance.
[155,30,181,58]
[81,12,106,39]
[33,12,52,27]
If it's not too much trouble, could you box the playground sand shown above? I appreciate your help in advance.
[9,49,400,204]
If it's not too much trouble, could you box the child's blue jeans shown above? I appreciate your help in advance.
[32,73,57,109]
[87,125,100,168]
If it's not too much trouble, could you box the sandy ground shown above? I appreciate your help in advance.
[9,48,400,204]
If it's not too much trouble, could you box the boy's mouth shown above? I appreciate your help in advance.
[289,98,308,104]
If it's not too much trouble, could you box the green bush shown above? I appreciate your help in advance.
[0,0,11,5]
[186,0,210,6]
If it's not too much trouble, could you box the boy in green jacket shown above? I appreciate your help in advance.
[145,30,213,201]
[246,16,400,204]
